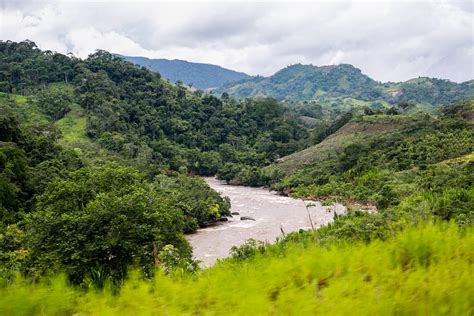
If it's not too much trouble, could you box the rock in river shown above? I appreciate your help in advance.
[240,216,256,221]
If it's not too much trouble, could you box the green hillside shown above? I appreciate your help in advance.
[272,114,425,175]
[215,64,378,101]
[214,64,473,109]
[0,40,310,181]
[266,100,473,212]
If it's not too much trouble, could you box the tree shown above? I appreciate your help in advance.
[0,145,29,225]
[25,164,189,284]
[37,89,72,121]
[0,103,21,142]
[154,174,231,232]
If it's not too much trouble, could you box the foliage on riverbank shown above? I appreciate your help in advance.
[0,90,229,285]
[1,223,472,315]
[268,100,474,212]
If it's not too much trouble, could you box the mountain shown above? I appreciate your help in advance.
[216,64,378,100]
[116,54,249,89]
[214,63,474,107]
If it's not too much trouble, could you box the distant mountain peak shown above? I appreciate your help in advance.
[116,54,249,89]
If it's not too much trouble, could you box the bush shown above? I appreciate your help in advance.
[154,173,231,231]
[229,239,266,261]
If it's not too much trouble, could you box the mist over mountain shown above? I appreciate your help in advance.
[116,54,249,89]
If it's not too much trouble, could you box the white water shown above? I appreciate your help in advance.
[186,177,345,266]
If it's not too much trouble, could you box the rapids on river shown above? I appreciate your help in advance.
[186,177,346,266]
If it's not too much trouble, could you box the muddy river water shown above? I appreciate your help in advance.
[187,177,346,266]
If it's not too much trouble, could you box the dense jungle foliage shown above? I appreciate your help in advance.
[0,40,308,180]
[0,40,307,283]
[0,96,230,283]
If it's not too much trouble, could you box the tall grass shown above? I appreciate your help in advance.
[1,223,472,315]
[55,102,88,143]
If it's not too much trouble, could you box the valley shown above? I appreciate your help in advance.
[0,39,472,315]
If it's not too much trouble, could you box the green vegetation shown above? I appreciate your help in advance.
[268,101,473,213]
[54,102,88,143]
[0,40,473,314]
[25,164,195,284]
[1,223,472,315]
[216,64,378,101]
[0,41,308,185]
[0,41,239,284]
[0,93,48,125]
[215,63,473,109]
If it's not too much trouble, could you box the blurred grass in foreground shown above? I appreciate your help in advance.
[1,222,472,315]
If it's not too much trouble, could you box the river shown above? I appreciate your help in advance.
[186,177,346,266]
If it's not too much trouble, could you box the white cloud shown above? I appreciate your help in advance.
[0,0,472,82]
[65,28,150,57]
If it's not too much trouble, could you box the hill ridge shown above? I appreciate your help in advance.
[214,63,473,106]
[116,54,249,89]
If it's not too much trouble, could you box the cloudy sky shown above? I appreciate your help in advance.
[1,0,473,82]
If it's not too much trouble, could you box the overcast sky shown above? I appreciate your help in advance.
[1,0,473,82]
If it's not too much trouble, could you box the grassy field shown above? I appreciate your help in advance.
[0,92,49,125]
[1,84,88,144]
[47,83,89,144]
[55,102,88,144]
[1,223,472,315]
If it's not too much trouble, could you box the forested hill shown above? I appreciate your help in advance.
[0,40,308,177]
[0,39,311,284]
[116,54,249,89]
[214,63,474,106]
